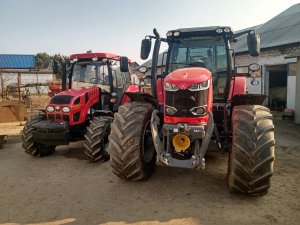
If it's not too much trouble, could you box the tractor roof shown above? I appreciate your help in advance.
[168,26,234,37]
[70,52,131,62]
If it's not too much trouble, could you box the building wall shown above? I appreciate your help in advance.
[235,45,300,66]
[235,45,299,109]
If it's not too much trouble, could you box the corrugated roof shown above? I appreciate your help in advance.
[0,54,36,69]
[233,3,300,53]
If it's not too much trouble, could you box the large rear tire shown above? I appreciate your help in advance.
[22,116,55,157]
[84,116,113,162]
[109,102,156,180]
[228,105,275,196]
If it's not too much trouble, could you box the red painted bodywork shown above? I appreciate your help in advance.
[46,86,99,126]
[46,52,132,127]
[157,78,164,104]
[70,52,131,63]
[121,85,140,104]
[228,77,246,100]
[163,68,213,125]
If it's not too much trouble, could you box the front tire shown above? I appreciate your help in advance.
[22,116,55,157]
[84,116,113,162]
[109,102,156,180]
[228,105,275,196]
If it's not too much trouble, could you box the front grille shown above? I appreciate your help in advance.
[55,114,62,120]
[47,114,69,122]
[165,89,208,117]
[62,115,69,122]
[48,114,55,121]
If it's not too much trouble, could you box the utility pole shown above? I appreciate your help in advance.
[17,73,21,101]
[0,71,3,98]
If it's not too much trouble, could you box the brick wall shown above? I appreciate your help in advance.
[235,44,300,66]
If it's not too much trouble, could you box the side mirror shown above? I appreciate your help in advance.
[140,38,151,60]
[247,33,260,56]
[120,56,129,72]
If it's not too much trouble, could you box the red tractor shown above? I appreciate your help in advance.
[22,52,132,161]
[109,27,275,196]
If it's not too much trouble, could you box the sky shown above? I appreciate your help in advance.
[0,0,299,63]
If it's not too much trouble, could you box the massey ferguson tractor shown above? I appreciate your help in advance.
[109,27,275,196]
[22,52,131,161]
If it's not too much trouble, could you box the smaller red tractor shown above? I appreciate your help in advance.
[22,52,132,161]
[109,27,275,196]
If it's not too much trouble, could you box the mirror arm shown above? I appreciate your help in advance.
[233,29,255,39]
[146,36,167,42]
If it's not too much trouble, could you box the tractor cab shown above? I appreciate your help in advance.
[68,53,131,111]
[165,29,230,103]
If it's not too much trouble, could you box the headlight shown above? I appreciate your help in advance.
[166,31,173,37]
[216,28,223,33]
[46,106,55,112]
[224,27,231,33]
[190,106,207,116]
[189,80,210,91]
[165,106,177,115]
[62,106,71,113]
[165,82,179,91]
[249,63,260,71]
[173,31,180,36]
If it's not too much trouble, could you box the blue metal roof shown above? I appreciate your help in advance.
[0,54,36,69]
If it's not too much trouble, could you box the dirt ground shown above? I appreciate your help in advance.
[0,118,299,225]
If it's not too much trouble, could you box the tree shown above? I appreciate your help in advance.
[52,54,70,79]
[35,52,51,70]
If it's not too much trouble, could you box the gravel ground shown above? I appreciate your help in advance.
[0,118,299,225]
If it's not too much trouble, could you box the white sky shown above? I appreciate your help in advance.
[0,0,299,63]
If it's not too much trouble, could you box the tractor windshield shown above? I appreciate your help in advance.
[168,36,228,74]
[167,36,229,102]
[72,61,128,92]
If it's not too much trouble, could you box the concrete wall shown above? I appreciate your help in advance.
[295,57,300,124]
[235,45,300,66]
[235,45,300,106]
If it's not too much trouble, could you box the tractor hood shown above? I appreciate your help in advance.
[49,86,99,105]
[165,68,211,90]
[56,87,95,97]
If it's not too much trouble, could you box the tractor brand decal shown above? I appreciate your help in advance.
[179,84,188,89]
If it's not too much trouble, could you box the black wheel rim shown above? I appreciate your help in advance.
[142,120,155,164]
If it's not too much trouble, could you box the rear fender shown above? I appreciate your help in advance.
[121,85,139,104]
[230,94,267,121]
[231,94,267,107]
[123,92,158,107]
[228,77,246,100]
